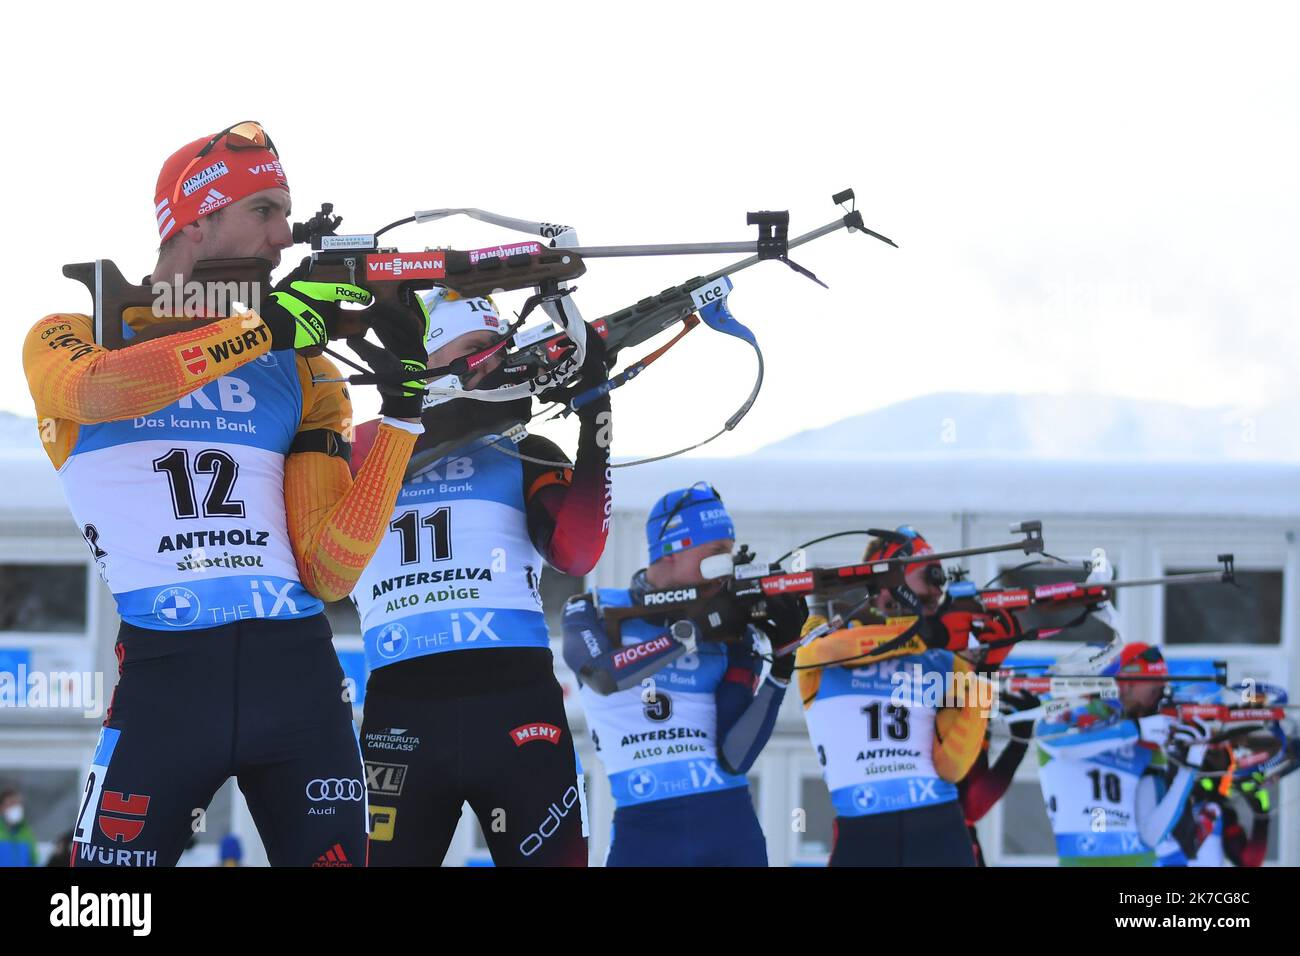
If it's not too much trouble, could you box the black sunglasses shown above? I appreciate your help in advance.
[170,121,278,206]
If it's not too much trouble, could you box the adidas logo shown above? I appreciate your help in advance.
[198,188,233,215]
[312,843,353,867]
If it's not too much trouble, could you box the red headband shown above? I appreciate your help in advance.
[1119,642,1168,677]
[154,133,287,241]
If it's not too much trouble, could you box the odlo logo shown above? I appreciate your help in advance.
[519,785,581,858]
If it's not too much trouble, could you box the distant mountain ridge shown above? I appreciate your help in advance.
[752,393,1295,461]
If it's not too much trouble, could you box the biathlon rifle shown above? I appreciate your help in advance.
[943,551,1237,660]
[62,189,888,355]
[63,191,893,468]
[597,520,1045,644]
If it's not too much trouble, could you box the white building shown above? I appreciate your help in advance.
[2,398,1297,866]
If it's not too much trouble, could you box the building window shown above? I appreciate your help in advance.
[992,563,1119,644]
[1164,569,1281,645]
[0,564,87,634]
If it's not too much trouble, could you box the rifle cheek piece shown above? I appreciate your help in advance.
[699,553,736,581]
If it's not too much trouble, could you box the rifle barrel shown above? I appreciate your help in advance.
[566,214,865,267]
[903,538,1044,564]
[1105,571,1228,589]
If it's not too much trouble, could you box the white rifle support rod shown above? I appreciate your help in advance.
[410,208,572,237]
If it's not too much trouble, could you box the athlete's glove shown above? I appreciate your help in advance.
[1168,719,1231,773]
[540,321,611,423]
[1239,773,1272,816]
[347,299,430,420]
[921,609,974,650]
[757,595,810,681]
[696,589,749,643]
[975,609,1021,642]
[260,257,372,351]
[998,689,1040,742]
[971,609,1023,667]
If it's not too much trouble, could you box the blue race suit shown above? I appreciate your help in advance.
[562,571,786,866]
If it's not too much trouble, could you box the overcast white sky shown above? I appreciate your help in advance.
[5,1,1298,459]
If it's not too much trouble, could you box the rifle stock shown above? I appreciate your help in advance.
[62,257,274,350]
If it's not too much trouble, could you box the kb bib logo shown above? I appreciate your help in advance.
[177,376,256,413]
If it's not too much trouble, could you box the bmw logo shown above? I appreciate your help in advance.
[256,352,277,367]
[852,786,878,812]
[628,769,658,799]
[153,586,202,627]
[375,622,410,659]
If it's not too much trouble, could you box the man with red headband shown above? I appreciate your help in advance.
[796,527,990,866]
[23,122,430,867]
[1034,641,1222,866]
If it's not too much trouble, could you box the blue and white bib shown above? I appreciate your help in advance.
[353,438,549,670]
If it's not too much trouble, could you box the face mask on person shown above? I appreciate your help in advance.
[3,804,23,826]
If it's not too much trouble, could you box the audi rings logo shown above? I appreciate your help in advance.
[306,778,365,802]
